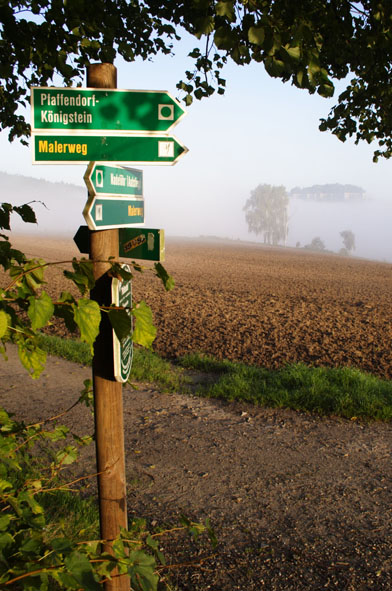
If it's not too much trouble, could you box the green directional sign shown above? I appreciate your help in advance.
[32,134,187,165]
[84,163,143,197]
[111,267,133,383]
[83,197,144,230]
[31,87,186,133]
[119,228,165,262]
[73,226,165,262]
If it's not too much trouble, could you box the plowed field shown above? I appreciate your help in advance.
[8,235,392,379]
[2,235,392,591]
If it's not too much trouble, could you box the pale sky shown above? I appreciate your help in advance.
[1,35,391,260]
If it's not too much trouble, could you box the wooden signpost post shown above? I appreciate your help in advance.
[31,62,187,591]
[87,64,129,591]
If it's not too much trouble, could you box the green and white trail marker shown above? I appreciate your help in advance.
[32,134,188,165]
[31,87,186,133]
[84,163,143,197]
[111,266,133,383]
[83,196,145,230]
[73,226,165,262]
[119,228,165,261]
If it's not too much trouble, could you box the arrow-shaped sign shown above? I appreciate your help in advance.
[33,134,188,165]
[84,163,143,197]
[74,226,165,262]
[31,87,186,133]
[83,197,144,231]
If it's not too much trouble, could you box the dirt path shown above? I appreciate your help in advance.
[1,344,391,590]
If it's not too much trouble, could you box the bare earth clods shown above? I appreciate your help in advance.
[1,235,392,590]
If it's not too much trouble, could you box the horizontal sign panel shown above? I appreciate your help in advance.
[32,134,188,165]
[83,197,145,230]
[84,162,143,197]
[31,87,186,133]
[119,228,165,262]
[74,226,165,262]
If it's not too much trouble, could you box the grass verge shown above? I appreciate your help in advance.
[37,335,392,421]
[37,334,186,393]
[180,353,392,421]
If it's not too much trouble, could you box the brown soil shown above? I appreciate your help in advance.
[1,235,392,590]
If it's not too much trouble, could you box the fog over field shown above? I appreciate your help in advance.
[3,171,392,263]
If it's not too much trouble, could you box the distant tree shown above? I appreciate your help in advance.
[243,184,288,246]
[340,230,356,253]
[304,237,326,252]
[338,247,349,256]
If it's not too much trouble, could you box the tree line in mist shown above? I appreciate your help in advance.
[244,183,357,256]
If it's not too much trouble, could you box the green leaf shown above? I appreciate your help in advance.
[0,515,11,531]
[264,56,285,77]
[0,532,14,551]
[64,258,95,295]
[64,551,102,591]
[216,1,235,21]
[132,301,156,349]
[0,203,12,231]
[54,291,78,332]
[154,263,175,291]
[0,239,25,270]
[27,290,54,330]
[56,445,78,465]
[45,424,69,441]
[108,308,133,342]
[0,310,8,338]
[78,379,94,408]
[13,203,37,224]
[248,26,265,46]
[72,299,101,352]
[128,550,159,591]
[0,478,12,493]
[18,490,44,514]
[17,342,46,378]
[20,535,42,554]
[284,45,301,61]
[193,16,215,39]
[214,26,237,50]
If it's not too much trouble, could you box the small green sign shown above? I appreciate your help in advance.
[31,87,186,133]
[119,228,165,262]
[111,268,133,383]
[73,226,165,262]
[83,197,144,230]
[84,163,143,197]
[32,134,188,165]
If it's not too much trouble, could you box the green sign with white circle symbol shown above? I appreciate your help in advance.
[31,87,186,133]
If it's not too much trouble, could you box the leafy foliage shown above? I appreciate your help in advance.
[243,183,288,245]
[2,2,392,159]
[0,407,215,589]
[0,205,213,588]
[0,202,173,377]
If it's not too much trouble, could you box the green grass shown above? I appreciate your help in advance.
[37,334,92,365]
[180,353,392,421]
[130,347,187,392]
[37,336,392,421]
[37,334,186,392]
[40,489,99,542]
